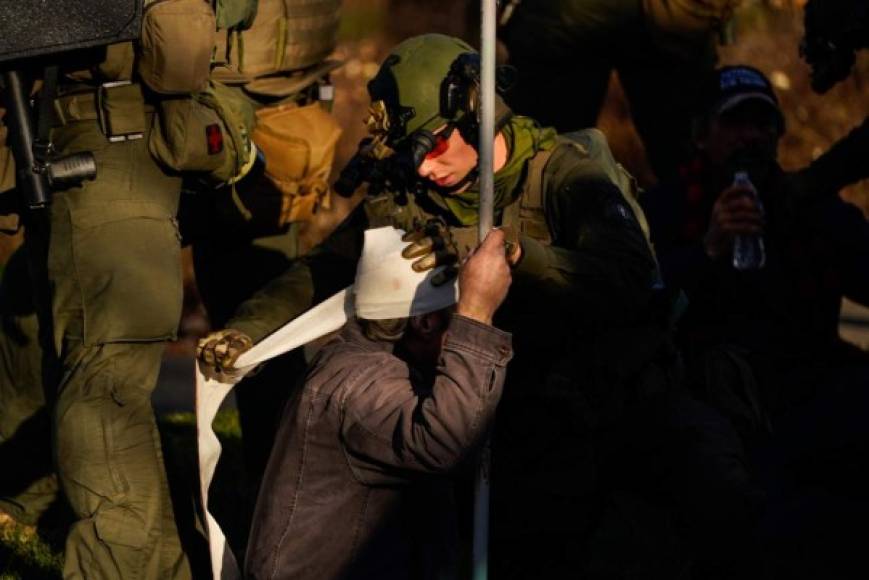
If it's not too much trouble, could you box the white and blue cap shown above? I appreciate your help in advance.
[709,66,785,132]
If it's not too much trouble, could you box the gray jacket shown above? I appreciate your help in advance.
[245,314,513,580]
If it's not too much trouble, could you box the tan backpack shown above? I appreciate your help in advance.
[138,0,217,94]
[212,0,341,96]
[138,0,259,95]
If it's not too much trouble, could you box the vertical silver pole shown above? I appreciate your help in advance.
[478,0,497,240]
[473,2,497,579]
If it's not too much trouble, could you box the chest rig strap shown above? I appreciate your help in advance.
[502,146,554,245]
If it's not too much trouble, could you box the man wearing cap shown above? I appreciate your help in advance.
[198,34,675,576]
[244,227,513,580]
[642,65,869,574]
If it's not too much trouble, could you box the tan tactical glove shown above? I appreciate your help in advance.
[196,329,253,381]
[401,219,461,286]
[401,220,521,286]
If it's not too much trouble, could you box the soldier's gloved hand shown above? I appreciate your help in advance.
[401,219,460,286]
[196,329,253,381]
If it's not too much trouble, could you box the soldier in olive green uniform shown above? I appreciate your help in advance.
[46,71,192,579]
[3,58,191,579]
[501,0,741,182]
[0,3,261,574]
[199,34,676,577]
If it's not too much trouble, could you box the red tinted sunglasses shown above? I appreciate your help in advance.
[424,126,456,160]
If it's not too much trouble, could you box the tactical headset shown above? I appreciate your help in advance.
[440,53,483,124]
[439,53,516,139]
[397,53,487,172]
[404,54,516,181]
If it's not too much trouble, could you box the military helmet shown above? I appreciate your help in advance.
[366,34,479,147]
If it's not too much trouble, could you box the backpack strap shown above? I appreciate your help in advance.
[502,146,555,245]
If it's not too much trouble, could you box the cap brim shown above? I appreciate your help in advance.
[244,59,344,98]
[715,92,780,117]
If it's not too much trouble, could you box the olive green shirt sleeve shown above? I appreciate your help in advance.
[227,206,368,342]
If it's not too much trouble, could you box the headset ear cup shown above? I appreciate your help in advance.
[440,75,459,120]
[439,52,484,122]
[467,83,479,117]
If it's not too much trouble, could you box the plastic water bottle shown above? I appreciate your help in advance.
[731,171,766,270]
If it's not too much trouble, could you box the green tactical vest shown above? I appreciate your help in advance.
[364,128,654,259]
[504,128,654,252]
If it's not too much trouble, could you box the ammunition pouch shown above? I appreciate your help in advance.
[148,82,256,185]
[51,79,257,190]
[53,83,148,143]
[139,0,216,94]
[214,100,340,237]
[97,82,148,142]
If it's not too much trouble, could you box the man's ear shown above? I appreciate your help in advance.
[410,310,448,338]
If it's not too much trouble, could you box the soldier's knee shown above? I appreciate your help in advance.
[65,502,158,580]
[55,369,158,512]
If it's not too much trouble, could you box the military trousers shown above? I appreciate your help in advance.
[44,114,191,580]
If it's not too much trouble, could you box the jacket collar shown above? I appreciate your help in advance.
[340,318,397,354]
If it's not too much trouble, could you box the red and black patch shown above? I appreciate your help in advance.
[205,124,224,155]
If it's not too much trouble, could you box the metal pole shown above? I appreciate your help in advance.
[473,2,497,579]
[477,0,497,240]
